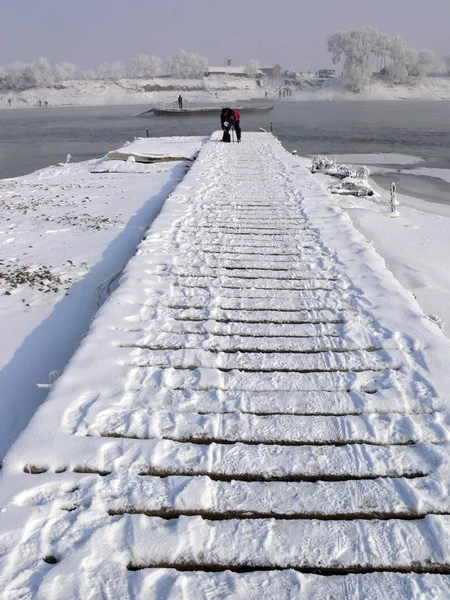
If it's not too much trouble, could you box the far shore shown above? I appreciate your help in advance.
[2,76,450,111]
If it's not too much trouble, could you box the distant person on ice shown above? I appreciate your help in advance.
[178,95,183,109]
[220,108,241,143]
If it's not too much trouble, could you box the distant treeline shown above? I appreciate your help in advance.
[328,26,446,92]
[0,50,209,91]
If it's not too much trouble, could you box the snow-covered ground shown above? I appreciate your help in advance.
[1,133,450,597]
[2,75,450,110]
[0,136,206,459]
[0,77,262,110]
[289,76,450,101]
[311,153,450,336]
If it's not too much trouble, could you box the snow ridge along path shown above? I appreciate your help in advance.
[2,133,450,598]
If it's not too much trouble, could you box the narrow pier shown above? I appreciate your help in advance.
[2,133,450,598]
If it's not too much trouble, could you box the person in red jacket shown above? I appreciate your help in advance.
[220,108,241,142]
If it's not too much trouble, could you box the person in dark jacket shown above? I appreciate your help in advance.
[178,94,183,109]
[220,108,241,142]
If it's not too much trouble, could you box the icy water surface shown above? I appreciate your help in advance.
[1,100,450,189]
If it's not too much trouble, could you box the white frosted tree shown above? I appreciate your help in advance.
[445,55,450,75]
[374,33,390,72]
[328,26,437,90]
[23,58,54,89]
[386,36,411,82]
[244,60,260,77]
[328,27,378,92]
[97,61,126,80]
[3,62,27,89]
[97,62,109,80]
[167,49,208,79]
[131,54,162,78]
[79,70,96,81]
[415,50,438,78]
[54,62,77,83]
[110,61,126,79]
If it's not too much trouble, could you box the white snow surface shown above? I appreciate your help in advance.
[333,153,424,166]
[0,136,205,459]
[106,136,203,162]
[3,76,450,110]
[0,77,262,110]
[289,76,450,102]
[2,134,450,597]
[312,154,450,335]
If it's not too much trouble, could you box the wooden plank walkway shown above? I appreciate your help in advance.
[1,133,450,598]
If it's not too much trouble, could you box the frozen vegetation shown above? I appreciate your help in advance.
[328,26,441,92]
[0,50,209,91]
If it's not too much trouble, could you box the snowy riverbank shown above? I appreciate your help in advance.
[292,76,450,101]
[0,136,205,458]
[0,77,262,110]
[2,76,450,110]
[311,153,450,335]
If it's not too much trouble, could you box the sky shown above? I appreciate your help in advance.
[0,0,449,71]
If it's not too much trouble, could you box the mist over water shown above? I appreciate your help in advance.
[1,101,450,180]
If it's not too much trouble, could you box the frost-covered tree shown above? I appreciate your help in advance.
[415,50,438,78]
[54,62,77,82]
[97,61,126,80]
[79,70,96,81]
[3,62,28,89]
[328,26,439,90]
[385,35,410,82]
[328,27,378,92]
[244,60,260,77]
[23,58,54,89]
[373,33,390,72]
[0,58,78,89]
[167,49,208,79]
[131,54,162,78]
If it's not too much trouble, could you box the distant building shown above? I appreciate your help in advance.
[260,64,282,77]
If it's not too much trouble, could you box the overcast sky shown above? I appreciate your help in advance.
[1,0,449,71]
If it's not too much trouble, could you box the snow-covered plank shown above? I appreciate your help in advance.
[128,571,450,600]
[104,474,449,518]
[108,388,438,416]
[5,439,435,483]
[126,366,403,392]
[152,266,340,280]
[117,332,384,353]
[186,246,312,256]
[169,277,341,290]
[116,319,343,338]
[90,410,449,445]
[123,348,400,372]
[134,439,433,480]
[124,514,450,571]
[168,237,318,249]
[163,293,349,311]
[172,258,330,270]
[159,308,346,324]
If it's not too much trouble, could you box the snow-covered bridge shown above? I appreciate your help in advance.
[2,133,450,598]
